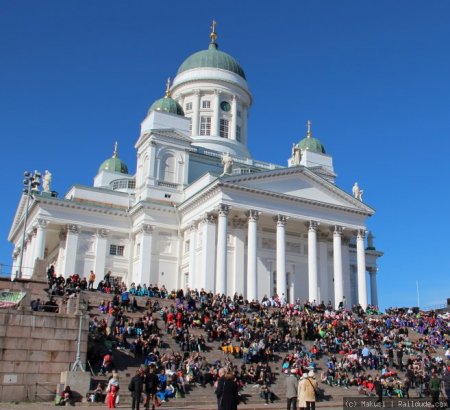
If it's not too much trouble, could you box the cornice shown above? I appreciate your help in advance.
[178,180,222,216]
[150,129,192,144]
[221,166,374,215]
[36,196,128,217]
[129,200,177,218]
[220,181,371,216]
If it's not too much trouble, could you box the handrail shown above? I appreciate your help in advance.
[34,380,56,401]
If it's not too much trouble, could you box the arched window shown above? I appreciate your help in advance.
[160,154,175,183]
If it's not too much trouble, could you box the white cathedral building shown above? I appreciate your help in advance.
[8,24,382,308]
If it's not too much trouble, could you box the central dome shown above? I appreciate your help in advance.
[177,43,246,79]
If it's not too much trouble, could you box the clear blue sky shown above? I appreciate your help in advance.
[1,0,449,310]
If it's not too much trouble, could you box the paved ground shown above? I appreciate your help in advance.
[0,401,345,410]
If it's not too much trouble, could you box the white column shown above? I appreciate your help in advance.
[247,210,259,301]
[318,241,328,303]
[333,225,344,309]
[369,268,378,307]
[213,90,221,137]
[230,95,238,140]
[56,229,66,276]
[242,105,248,144]
[188,223,197,290]
[192,90,201,135]
[232,219,245,296]
[276,215,287,300]
[34,218,48,263]
[62,224,80,278]
[200,215,216,292]
[24,233,34,277]
[308,221,319,303]
[137,224,153,285]
[94,229,108,285]
[216,204,229,295]
[356,229,368,309]
[11,248,20,278]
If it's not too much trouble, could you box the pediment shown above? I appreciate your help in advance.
[221,167,373,214]
[8,194,27,241]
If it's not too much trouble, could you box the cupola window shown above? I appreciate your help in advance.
[200,116,211,136]
[185,102,192,111]
[236,125,241,141]
[220,119,229,138]
[202,100,211,109]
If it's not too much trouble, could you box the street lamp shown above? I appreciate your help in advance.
[15,170,41,280]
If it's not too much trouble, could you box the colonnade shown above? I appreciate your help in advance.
[180,89,245,141]
[186,205,378,309]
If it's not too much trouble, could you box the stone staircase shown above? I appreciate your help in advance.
[81,292,434,408]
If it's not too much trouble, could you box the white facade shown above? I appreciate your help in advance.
[8,32,382,309]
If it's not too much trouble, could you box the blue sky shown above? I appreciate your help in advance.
[1,0,449,310]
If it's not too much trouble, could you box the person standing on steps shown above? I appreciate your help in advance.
[129,369,144,410]
[215,370,239,410]
[144,364,159,410]
[301,371,318,410]
[285,369,298,410]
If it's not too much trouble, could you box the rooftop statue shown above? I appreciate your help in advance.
[352,182,363,201]
[221,152,233,176]
[42,170,52,193]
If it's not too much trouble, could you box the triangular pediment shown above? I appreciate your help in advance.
[221,167,373,214]
[8,194,27,241]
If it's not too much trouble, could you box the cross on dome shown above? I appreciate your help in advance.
[165,77,171,98]
[307,120,312,138]
[210,19,218,46]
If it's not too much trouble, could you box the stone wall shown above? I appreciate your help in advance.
[0,278,89,402]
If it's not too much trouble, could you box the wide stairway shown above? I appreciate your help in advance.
[81,291,424,408]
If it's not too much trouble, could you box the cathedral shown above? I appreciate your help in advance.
[8,23,382,308]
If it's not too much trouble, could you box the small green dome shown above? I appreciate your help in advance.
[99,143,129,174]
[298,137,326,154]
[148,96,184,116]
[177,43,246,79]
[298,120,326,154]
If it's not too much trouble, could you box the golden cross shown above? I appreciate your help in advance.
[165,77,171,97]
[210,19,217,43]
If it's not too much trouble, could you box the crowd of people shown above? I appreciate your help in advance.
[42,266,450,409]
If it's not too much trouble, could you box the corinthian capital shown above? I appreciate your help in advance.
[308,220,318,231]
[217,204,230,216]
[96,228,109,238]
[201,214,215,225]
[67,224,79,234]
[246,209,260,222]
[37,218,48,229]
[275,214,287,226]
[356,229,367,239]
[140,224,154,234]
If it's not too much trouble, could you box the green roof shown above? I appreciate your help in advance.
[298,136,326,154]
[99,143,129,174]
[148,96,184,116]
[99,157,128,174]
[177,43,246,79]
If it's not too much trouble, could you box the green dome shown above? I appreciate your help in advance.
[298,121,326,154]
[298,137,326,154]
[177,43,246,79]
[148,96,184,116]
[99,143,129,174]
